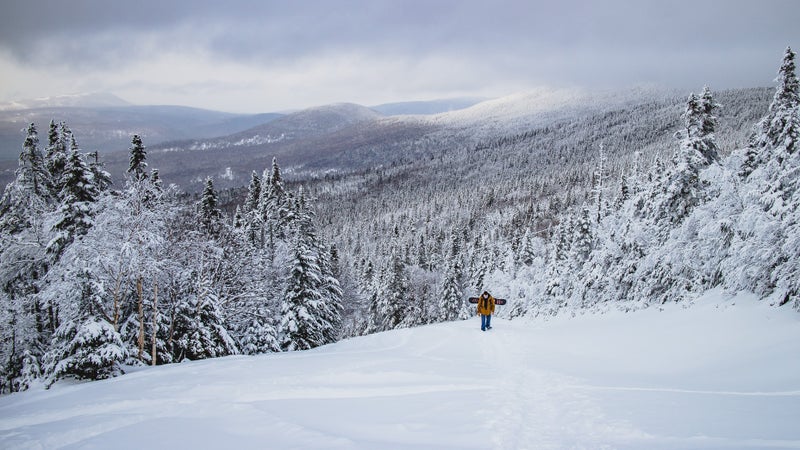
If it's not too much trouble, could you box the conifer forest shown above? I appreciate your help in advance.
[1,48,798,394]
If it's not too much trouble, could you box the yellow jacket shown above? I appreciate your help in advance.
[477,294,496,315]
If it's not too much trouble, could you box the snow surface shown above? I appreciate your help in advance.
[1,290,799,449]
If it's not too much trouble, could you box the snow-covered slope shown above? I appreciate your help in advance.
[370,97,487,116]
[429,86,673,136]
[1,291,797,449]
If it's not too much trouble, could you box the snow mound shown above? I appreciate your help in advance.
[1,291,798,449]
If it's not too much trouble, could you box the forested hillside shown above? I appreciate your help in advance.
[304,85,780,331]
[0,48,797,393]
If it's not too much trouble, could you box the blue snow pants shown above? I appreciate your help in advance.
[481,314,492,331]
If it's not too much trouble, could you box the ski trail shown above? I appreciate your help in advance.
[477,321,647,449]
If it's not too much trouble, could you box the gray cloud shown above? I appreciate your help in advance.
[1,0,798,111]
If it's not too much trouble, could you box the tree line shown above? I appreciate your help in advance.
[0,123,343,393]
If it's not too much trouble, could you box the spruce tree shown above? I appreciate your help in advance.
[87,151,113,193]
[0,123,50,233]
[279,233,327,351]
[19,123,48,199]
[439,260,464,321]
[240,311,280,355]
[259,157,292,237]
[730,47,800,306]
[651,89,720,226]
[382,250,409,330]
[128,134,148,181]
[44,121,68,198]
[294,188,343,344]
[43,269,128,385]
[198,177,223,236]
[741,47,799,177]
[244,171,261,214]
[47,141,99,259]
[172,275,238,360]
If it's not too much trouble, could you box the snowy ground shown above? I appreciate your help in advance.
[1,290,799,449]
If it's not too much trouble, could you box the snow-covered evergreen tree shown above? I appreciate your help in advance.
[127,135,148,181]
[0,123,50,233]
[438,259,464,321]
[172,274,238,360]
[43,269,127,385]
[239,304,280,355]
[726,47,800,304]
[198,177,223,236]
[381,250,410,330]
[279,232,327,351]
[658,89,720,225]
[44,121,68,198]
[243,171,263,245]
[47,140,100,259]
[259,157,292,238]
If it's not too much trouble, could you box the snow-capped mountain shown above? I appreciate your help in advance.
[79,86,768,191]
[370,97,487,116]
[0,86,768,192]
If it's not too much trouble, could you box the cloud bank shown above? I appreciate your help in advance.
[1,0,797,112]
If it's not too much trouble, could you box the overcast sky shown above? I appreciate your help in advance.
[1,0,798,113]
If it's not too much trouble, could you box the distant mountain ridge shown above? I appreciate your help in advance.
[0,92,131,111]
[0,88,772,191]
[0,104,283,162]
[0,95,484,164]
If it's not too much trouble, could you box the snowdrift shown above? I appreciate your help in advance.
[1,291,798,449]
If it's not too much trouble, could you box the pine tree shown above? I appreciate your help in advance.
[439,260,464,321]
[0,123,51,233]
[198,177,223,236]
[317,244,344,343]
[172,275,238,360]
[572,203,593,264]
[294,187,343,344]
[365,263,386,334]
[728,47,800,306]
[614,174,630,210]
[128,134,148,181]
[699,86,721,164]
[239,304,280,355]
[44,121,68,198]
[518,228,537,267]
[244,171,261,214]
[279,234,327,351]
[19,123,48,199]
[43,269,128,385]
[653,89,720,226]
[741,47,799,177]
[86,151,113,193]
[259,157,292,237]
[592,143,607,224]
[382,250,409,330]
[47,141,100,259]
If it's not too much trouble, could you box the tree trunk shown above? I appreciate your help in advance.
[137,276,144,362]
[111,270,124,331]
[151,281,158,366]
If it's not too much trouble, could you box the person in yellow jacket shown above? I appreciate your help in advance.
[477,291,495,331]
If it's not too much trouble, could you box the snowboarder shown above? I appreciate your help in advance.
[477,291,495,331]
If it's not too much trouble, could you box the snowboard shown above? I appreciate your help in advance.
[468,297,506,305]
